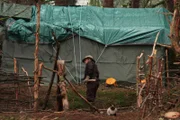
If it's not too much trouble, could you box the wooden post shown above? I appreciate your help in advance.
[57,60,69,111]
[43,33,60,110]
[21,67,33,108]
[34,0,41,112]
[166,49,170,91]
[57,60,63,111]
[22,67,33,96]
[42,65,99,112]
[14,58,18,105]
[14,58,18,74]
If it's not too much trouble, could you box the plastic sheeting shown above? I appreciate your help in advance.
[2,37,165,83]
[0,2,32,19]
[6,5,171,45]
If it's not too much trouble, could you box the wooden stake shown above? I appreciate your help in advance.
[43,33,60,110]
[34,0,41,112]
[14,58,18,74]
[21,67,33,108]
[151,31,160,57]
[136,56,140,96]
[166,49,170,91]
[14,58,18,105]
[21,67,33,97]
[57,60,69,111]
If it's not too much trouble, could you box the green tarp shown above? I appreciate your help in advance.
[0,2,32,19]
[6,5,171,45]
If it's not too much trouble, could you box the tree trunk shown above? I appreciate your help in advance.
[57,60,69,111]
[131,0,140,8]
[43,34,60,110]
[55,0,76,6]
[103,0,114,8]
[165,0,174,12]
[34,0,40,112]
[169,9,180,53]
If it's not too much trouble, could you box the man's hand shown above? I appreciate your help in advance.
[82,76,90,84]
[85,76,90,81]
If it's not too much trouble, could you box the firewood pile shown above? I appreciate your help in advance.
[0,69,34,112]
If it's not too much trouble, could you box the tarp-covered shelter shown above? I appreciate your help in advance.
[0,3,172,83]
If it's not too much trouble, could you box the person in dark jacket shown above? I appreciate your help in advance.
[82,55,99,102]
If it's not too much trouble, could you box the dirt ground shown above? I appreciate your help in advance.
[0,83,163,120]
[0,110,159,120]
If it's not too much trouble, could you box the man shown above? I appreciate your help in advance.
[82,55,99,102]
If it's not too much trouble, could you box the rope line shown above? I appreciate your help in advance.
[78,6,83,84]
[67,6,78,84]
[95,44,108,63]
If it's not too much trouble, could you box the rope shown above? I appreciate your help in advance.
[67,6,78,84]
[95,44,108,63]
[78,6,83,84]
[52,46,77,83]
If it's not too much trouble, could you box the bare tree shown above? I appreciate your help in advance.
[165,0,174,12]
[130,0,140,8]
[55,0,76,6]
[103,0,114,7]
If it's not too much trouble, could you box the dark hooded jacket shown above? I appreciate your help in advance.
[84,61,99,81]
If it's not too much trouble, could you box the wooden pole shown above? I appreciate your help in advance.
[57,60,69,111]
[56,60,63,111]
[22,67,33,97]
[166,49,170,91]
[14,58,18,74]
[38,63,43,80]
[34,0,40,112]
[21,67,33,109]
[42,65,99,112]
[14,58,19,105]
[64,76,100,113]
[43,33,60,110]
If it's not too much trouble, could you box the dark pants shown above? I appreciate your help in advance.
[86,81,99,102]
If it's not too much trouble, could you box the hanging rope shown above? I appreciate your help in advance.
[67,6,78,84]
[95,44,108,63]
[78,6,83,84]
